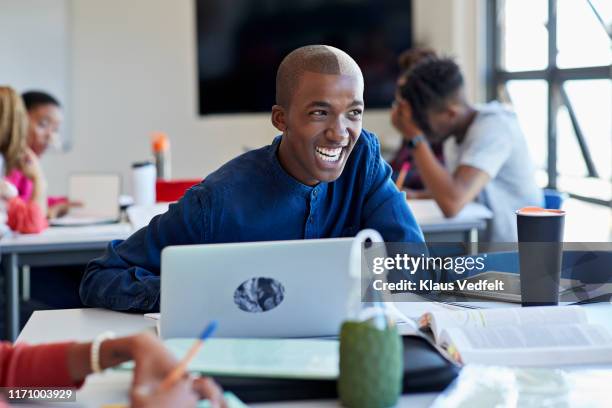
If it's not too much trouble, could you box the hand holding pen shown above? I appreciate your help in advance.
[130,321,226,408]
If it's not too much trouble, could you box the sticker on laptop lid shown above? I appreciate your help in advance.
[234,277,285,312]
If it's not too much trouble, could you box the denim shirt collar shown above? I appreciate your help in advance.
[269,135,328,197]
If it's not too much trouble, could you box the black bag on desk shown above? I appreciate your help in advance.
[215,335,459,403]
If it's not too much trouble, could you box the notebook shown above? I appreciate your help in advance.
[199,392,247,408]
[121,338,339,380]
[50,173,120,226]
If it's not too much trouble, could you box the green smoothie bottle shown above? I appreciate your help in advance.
[338,230,404,408]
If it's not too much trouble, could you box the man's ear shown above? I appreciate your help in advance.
[271,105,287,132]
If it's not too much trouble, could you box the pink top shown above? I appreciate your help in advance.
[2,170,50,233]
[5,169,67,207]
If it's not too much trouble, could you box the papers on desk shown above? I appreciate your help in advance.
[127,203,170,230]
[432,365,612,408]
[408,199,493,224]
[144,313,161,334]
[389,300,518,337]
[50,216,119,226]
[199,393,247,408]
[120,338,339,380]
[449,271,584,303]
[44,223,131,236]
[0,223,132,245]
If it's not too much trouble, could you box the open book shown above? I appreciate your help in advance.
[419,306,612,366]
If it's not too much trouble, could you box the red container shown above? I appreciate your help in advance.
[155,179,201,202]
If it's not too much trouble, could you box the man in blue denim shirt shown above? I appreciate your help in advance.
[80,45,424,312]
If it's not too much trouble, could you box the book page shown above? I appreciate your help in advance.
[441,324,612,366]
[424,306,587,341]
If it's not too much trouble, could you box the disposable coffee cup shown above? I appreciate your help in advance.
[516,207,565,307]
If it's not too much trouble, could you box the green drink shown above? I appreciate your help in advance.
[338,320,403,408]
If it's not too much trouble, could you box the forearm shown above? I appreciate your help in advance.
[411,143,465,216]
[80,238,162,311]
[80,264,161,312]
[67,335,144,382]
[1,342,81,387]
[30,176,48,215]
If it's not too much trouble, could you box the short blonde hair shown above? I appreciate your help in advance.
[0,86,27,174]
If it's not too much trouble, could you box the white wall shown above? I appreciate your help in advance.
[0,0,72,146]
[3,0,485,195]
[413,0,486,103]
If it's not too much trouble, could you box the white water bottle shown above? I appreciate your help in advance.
[131,162,156,205]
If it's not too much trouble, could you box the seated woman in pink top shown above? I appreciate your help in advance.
[0,86,47,234]
[5,91,76,219]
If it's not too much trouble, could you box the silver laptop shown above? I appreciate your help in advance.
[160,237,359,339]
[50,173,120,226]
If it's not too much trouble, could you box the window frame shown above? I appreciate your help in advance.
[486,0,612,207]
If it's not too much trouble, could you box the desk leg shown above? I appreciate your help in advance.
[22,265,30,301]
[2,254,19,341]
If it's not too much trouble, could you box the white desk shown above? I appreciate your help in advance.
[0,224,133,341]
[17,308,440,407]
[18,303,612,408]
[409,199,492,243]
[20,304,612,407]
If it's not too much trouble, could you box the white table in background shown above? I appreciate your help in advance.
[125,199,493,244]
[0,223,133,341]
[1,199,490,342]
[1,198,491,342]
[410,199,492,243]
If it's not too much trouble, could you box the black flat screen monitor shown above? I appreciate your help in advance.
[196,0,412,115]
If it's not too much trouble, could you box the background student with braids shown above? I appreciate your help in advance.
[389,48,444,194]
[391,56,543,241]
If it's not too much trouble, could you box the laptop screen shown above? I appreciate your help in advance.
[68,173,120,219]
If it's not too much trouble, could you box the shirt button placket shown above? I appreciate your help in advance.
[306,189,317,238]
[306,213,316,238]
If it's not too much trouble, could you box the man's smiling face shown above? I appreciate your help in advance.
[274,71,364,186]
